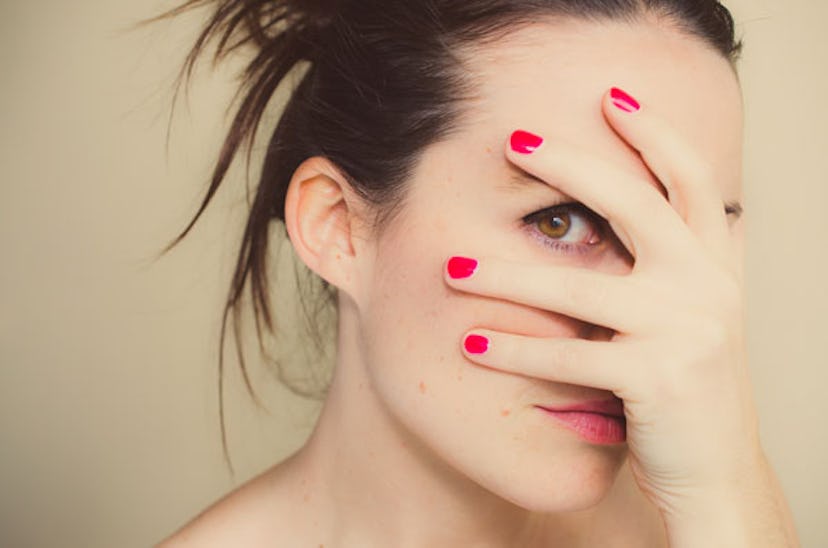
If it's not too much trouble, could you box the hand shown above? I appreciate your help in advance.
[444,87,764,520]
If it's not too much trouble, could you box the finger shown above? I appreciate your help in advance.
[602,87,732,265]
[444,255,659,334]
[461,328,633,393]
[506,129,696,269]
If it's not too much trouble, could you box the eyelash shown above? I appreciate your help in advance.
[521,201,608,256]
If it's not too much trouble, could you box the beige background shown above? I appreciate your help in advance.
[1,0,825,546]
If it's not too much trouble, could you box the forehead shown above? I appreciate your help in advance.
[455,16,744,197]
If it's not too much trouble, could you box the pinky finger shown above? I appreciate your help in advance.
[462,329,635,394]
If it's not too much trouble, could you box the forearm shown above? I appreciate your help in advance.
[662,451,799,548]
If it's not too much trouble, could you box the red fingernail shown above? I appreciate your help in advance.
[510,130,543,154]
[610,87,640,112]
[464,334,489,354]
[447,256,478,279]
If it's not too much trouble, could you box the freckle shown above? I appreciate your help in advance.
[485,146,492,153]
[501,408,511,417]
[303,493,310,502]
[419,381,427,394]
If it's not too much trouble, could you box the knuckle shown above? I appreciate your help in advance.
[501,335,521,364]
[651,347,691,400]
[549,339,579,375]
[698,316,731,351]
[487,267,505,293]
[562,270,606,311]
[687,157,716,187]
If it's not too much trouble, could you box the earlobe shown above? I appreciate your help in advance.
[284,157,362,292]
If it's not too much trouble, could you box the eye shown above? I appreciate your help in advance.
[521,202,607,255]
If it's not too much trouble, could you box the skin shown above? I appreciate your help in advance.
[161,14,799,548]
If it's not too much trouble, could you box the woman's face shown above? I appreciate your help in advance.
[351,17,743,512]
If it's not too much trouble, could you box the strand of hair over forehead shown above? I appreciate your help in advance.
[155,0,741,473]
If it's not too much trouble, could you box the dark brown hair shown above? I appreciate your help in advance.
[155,0,742,464]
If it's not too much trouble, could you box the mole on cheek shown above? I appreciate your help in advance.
[419,381,427,394]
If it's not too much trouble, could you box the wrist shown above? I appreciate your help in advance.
[660,487,751,548]
[661,450,798,548]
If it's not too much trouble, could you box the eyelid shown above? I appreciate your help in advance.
[521,200,605,224]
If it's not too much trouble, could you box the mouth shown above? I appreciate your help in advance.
[535,398,626,444]
[536,397,625,417]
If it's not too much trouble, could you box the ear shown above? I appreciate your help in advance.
[283,156,368,299]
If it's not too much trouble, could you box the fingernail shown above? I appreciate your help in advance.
[464,334,490,354]
[447,256,478,279]
[510,130,544,154]
[610,87,640,113]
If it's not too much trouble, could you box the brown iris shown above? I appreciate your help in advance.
[537,211,571,239]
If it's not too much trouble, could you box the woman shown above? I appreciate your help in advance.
[159,0,799,545]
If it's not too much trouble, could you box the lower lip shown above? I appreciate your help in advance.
[537,408,627,444]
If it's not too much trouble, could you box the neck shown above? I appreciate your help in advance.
[267,295,667,547]
[284,297,567,547]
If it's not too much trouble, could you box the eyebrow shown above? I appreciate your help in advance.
[505,171,744,219]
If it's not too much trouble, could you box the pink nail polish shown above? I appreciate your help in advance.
[610,87,640,112]
[464,334,489,354]
[447,256,478,279]
[510,130,543,154]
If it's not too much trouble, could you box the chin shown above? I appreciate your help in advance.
[490,451,628,514]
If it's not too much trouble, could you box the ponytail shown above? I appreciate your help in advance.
[153,0,339,469]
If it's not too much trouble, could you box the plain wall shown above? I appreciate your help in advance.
[0,0,825,546]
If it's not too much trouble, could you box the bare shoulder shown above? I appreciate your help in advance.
[158,476,277,547]
[157,458,308,547]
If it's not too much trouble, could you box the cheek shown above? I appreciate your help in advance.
[360,227,587,406]
[358,185,632,415]
[354,211,628,509]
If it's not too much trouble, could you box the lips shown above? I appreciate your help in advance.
[535,397,625,417]
[535,398,627,444]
